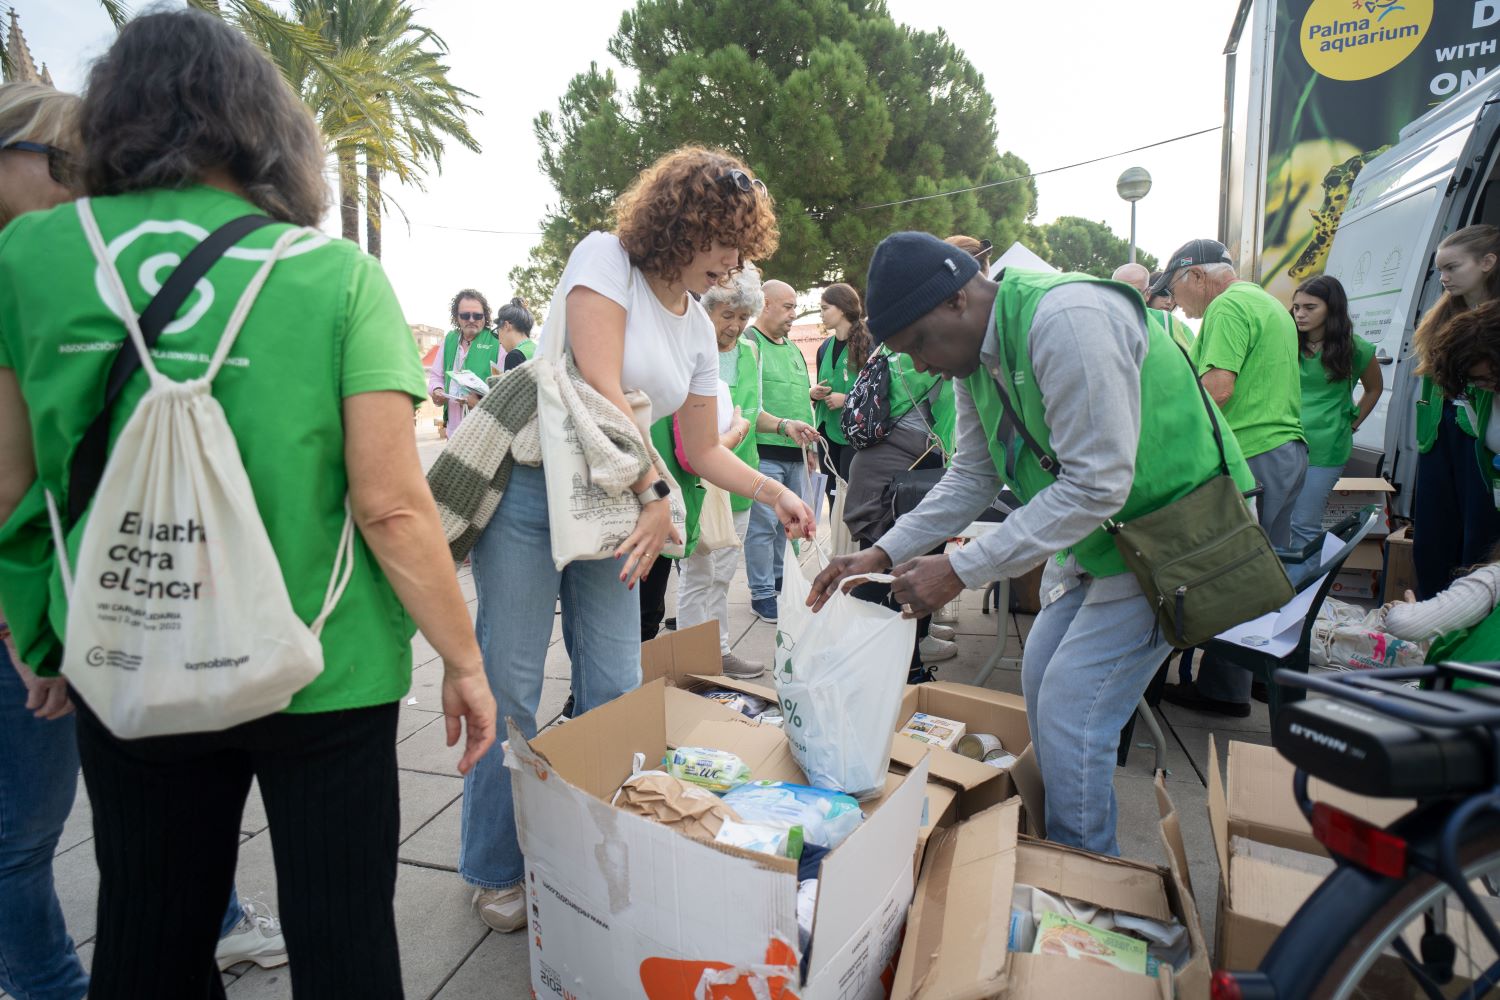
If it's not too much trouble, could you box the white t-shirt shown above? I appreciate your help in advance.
[544,231,719,423]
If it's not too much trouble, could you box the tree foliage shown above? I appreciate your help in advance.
[1037,216,1158,278]
[512,0,1038,303]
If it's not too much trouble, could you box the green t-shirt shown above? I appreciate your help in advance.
[1299,335,1376,468]
[0,185,426,713]
[1191,281,1305,459]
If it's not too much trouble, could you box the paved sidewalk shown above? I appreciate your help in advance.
[9,424,1272,999]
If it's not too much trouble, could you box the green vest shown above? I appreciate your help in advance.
[513,337,536,361]
[441,328,501,394]
[1426,600,1500,689]
[752,326,813,448]
[728,337,762,512]
[815,335,858,445]
[650,417,703,558]
[1151,309,1195,353]
[965,270,1256,578]
[1417,375,1495,487]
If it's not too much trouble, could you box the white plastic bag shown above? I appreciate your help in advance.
[44,200,352,739]
[1311,598,1429,671]
[772,542,913,799]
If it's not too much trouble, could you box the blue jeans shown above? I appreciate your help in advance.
[0,648,88,1000]
[460,464,643,889]
[1289,464,1345,549]
[1020,582,1169,856]
[744,456,805,601]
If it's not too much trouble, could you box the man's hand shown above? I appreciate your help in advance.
[890,554,965,619]
[810,382,833,401]
[786,419,819,447]
[442,664,496,775]
[430,387,448,406]
[807,547,892,612]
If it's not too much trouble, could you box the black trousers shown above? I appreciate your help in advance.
[74,695,403,1000]
[639,555,677,644]
[1414,400,1500,598]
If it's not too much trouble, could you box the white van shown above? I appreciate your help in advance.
[1324,74,1500,517]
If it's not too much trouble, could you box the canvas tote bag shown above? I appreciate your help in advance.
[533,268,687,570]
[44,199,354,739]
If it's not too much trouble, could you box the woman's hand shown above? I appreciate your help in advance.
[828,391,847,410]
[617,498,680,588]
[785,419,819,447]
[773,488,816,543]
[430,387,448,406]
[721,406,751,449]
[810,383,832,402]
[441,660,496,775]
[8,647,73,720]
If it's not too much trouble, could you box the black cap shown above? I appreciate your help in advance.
[1149,238,1233,296]
[866,231,981,343]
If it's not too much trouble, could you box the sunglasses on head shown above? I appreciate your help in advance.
[457,311,485,322]
[718,168,768,197]
[2,140,73,187]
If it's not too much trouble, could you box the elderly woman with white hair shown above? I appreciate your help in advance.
[674,265,767,678]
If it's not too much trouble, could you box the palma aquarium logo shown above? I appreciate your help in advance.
[1301,0,1433,81]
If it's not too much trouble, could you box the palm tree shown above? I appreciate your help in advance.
[97,0,481,259]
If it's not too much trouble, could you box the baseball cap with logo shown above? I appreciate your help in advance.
[1149,238,1233,296]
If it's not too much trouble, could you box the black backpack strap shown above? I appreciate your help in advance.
[67,214,276,523]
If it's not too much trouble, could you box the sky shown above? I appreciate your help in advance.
[23,0,1238,328]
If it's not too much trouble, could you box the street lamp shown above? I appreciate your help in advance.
[1116,167,1152,264]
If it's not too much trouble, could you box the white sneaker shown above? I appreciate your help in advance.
[927,624,956,642]
[932,600,960,625]
[215,899,288,970]
[473,885,527,933]
[918,635,958,663]
[721,652,765,680]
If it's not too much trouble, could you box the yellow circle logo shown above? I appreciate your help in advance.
[1301,0,1432,81]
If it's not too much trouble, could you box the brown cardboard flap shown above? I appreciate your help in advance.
[890,683,1031,795]
[683,672,778,703]
[1330,477,1394,495]
[1342,539,1384,571]
[1229,854,1325,928]
[891,799,1022,1000]
[1007,953,1171,1000]
[640,622,721,687]
[1208,735,1231,883]
[1155,774,1193,903]
[1014,841,1173,923]
[891,732,1010,791]
[1010,745,1046,839]
[532,678,667,800]
[663,685,750,748]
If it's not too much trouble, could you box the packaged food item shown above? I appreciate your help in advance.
[721,780,863,849]
[955,732,1003,760]
[756,712,785,728]
[714,819,803,859]
[898,712,966,750]
[663,747,752,794]
[700,689,770,718]
[612,754,742,841]
[1033,912,1148,974]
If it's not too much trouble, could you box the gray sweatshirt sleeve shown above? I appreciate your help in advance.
[1385,563,1500,640]
[879,284,1147,588]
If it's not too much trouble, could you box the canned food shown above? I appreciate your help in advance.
[955,733,1005,760]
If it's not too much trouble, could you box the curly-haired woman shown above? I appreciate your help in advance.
[460,146,815,932]
[426,288,501,436]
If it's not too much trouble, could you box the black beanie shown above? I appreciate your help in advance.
[865,231,981,343]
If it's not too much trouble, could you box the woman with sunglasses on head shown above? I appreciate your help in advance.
[458,146,815,933]
[0,13,495,998]
[1288,274,1383,548]
[427,288,501,436]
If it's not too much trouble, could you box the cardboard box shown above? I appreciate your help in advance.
[1009,563,1044,615]
[1322,477,1393,537]
[889,682,1030,816]
[1209,737,1410,970]
[1383,526,1416,603]
[892,776,1208,999]
[1330,569,1378,599]
[641,621,777,705]
[506,678,931,1000]
[899,712,966,750]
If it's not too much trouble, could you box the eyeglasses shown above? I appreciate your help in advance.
[1166,268,1197,298]
[1,140,73,187]
[718,169,768,198]
[457,311,486,322]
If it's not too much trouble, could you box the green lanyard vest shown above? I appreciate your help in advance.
[1426,600,1500,689]
[513,337,536,361]
[964,270,1255,578]
[729,338,762,511]
[815,336,858,444]
[1417,375,1495,487]
[649,418,703,558]
[753,327,813,448]
[441,328,501,395]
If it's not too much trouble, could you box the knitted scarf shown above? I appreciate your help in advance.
[426,357,652,560]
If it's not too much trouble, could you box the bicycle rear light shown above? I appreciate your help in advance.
[1210,970,1245,1000]
[1312,801,1407,879]
[1212,970,1277,1000]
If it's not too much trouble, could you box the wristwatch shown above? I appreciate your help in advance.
[634,479,670,505]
